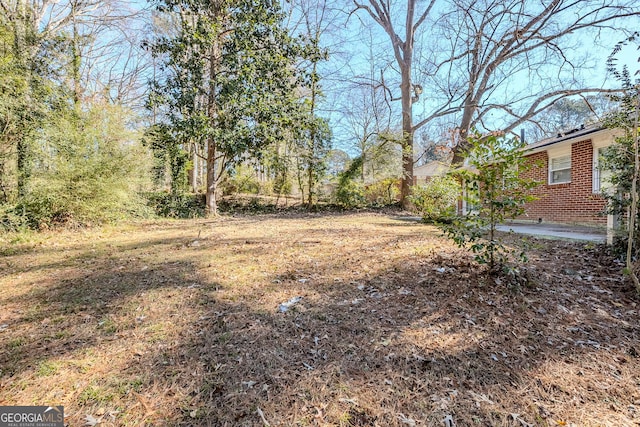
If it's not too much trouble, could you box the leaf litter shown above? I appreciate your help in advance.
[0,212,638,426]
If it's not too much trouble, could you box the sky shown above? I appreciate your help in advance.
[306,1,640,156]
[106,0,640,155]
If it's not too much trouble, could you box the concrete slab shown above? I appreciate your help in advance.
[495,222,606,243]
[396,216,607,243]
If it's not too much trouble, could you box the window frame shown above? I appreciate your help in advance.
[548,152,571,185]
[592,144,613,194]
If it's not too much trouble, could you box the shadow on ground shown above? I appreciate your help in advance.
[0,215,637,426]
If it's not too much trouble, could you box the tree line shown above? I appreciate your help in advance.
[0,0,638,229]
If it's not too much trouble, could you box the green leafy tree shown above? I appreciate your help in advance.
[603,33,640,292]
[441,131,539,274]
[334,156,366,208]
[6,102,150,229]
[142,123,189,193]
[0,7,52,200]
[294,116,332,206]
[149,0,305,216]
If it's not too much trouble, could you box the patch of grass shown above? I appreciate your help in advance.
[216,331,232,345]
[53,330,70,340]
[7,338,25,348]
[145,323,168,343]
[35,361,59,377]
[97,317,117,334]
[115,378,144,396]
[77,384,115,406]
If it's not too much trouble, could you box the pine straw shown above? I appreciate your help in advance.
[0,212,638,426]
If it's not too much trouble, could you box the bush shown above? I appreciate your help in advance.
[145,192,205,218]
[410,176,460,222]
[333,179,366,208]
[365,178,400,206]
[2,103,153,230]
[440,131,539,274]
[221,164,260,195]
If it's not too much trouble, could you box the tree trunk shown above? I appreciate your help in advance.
[206,137,218,216]
[400,48,413,209]
[188,142,198,193]
[13,0,27,198]
[452,98,475,166]
[206,40,220,217]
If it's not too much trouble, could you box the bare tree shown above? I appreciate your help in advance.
[433,0,639,163]
[352,0,640,198]
[352,0,437,207]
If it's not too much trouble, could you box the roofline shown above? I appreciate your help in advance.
[525,125,607,154]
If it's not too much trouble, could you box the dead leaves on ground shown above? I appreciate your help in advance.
[0,213,638,426]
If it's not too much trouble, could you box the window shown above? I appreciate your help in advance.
[549,155,571,184]
[593,146,613,194]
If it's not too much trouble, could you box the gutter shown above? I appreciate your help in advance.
[525,125,606,155]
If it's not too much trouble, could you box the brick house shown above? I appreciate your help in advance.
[456,125,619,227]
[518,125,619,226]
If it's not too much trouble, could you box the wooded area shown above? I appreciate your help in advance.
[0,0,638,224]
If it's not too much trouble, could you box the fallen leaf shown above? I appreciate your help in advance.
[397,413,416,426]
[85,414,100,426]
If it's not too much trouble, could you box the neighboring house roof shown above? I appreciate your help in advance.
[413,160,450,177]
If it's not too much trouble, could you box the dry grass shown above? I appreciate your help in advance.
[0,212,638,426]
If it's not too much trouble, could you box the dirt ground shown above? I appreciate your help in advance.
[0,212,638,426]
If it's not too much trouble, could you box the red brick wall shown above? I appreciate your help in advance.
[518,139,607,224]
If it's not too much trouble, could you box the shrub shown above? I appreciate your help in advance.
[410,176,460,222]
[145,192,205,219]
[334,180,366,208]
[365,178,400,206]
[440,131,539,275]
[221,164,260,195]
[2,103,152,229]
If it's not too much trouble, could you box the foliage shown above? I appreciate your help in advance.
[142,124,189,193]
[294,116,332,205]
[145,191,205,219]
[365,178,400,206]
[1,103,151,229]
[334,180,366,209]
[440,131,539,274]
[365,133,403,183]
[220,164,261,195]
[603,33,640,292]
[0,15,54,202]
[260,145,294,198]
[148,0,307,215]
[410,176,460,222]
[291,26,331,207]
[334,156,366,208]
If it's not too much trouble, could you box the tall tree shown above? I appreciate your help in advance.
[149,0,304,215]
[0,0,149,199]
[291,0,332,207]
[353,0,640,203]
[435,0,638,163]
[353,0,436,207]
[524,96,614,142]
